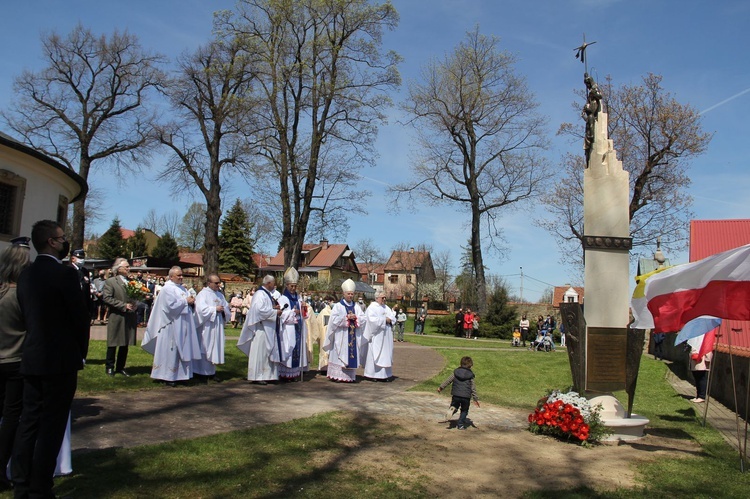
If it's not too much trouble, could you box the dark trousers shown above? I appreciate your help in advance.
[521,327,529,346]
[693,369,708,399]
[0,362,24,474]
[451,396,471,426]
[106,346,129,371]
[12,372,77,499]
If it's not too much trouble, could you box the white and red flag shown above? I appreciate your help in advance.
[644,243,750,333]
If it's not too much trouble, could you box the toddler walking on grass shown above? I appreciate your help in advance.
[437,356,480,429]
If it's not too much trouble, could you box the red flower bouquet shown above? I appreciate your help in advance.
[528,390,609,445]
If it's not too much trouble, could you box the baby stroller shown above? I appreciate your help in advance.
[511,328,521,347]
[532,329,554,352]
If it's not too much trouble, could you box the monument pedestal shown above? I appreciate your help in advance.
[590,395,649,441]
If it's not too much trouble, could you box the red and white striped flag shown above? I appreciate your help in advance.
[645,243,750,333]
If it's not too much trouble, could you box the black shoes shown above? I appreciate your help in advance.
[106,368,115,377]
[116,369,130,377]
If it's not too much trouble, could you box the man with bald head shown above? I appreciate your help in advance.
[142,266,201,386]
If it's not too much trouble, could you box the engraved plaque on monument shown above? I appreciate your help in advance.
[586,327,627,393]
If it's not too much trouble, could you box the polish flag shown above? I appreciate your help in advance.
[644,243,750,333]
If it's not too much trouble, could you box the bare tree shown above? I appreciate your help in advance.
[160,210,181,239]
[217,0,401,269]
[157,37,259,275]
[242,199,276,255]
[543,73,712,269]
[392,28,550,314]
[141,209,162,234]
[2,24,165,249]
[432,249,453,302]
[177,203,206,251]
[354,238,387,267]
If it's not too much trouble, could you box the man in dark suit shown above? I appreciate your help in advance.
[13,220,90,499]
[101,257,137,377]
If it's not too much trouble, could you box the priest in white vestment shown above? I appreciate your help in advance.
[277,267,309,380]
[237,275,281,384]
[142,266,202,385]
[192,274,230,379]
[323,279,365,382]
[363,292,396,381]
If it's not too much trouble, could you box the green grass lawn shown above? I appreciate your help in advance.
[78,340,252,393]
[8,338,749,498]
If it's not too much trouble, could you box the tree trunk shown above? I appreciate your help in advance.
[471,203,487,316]
[203,185,221,276]
[71,157,91,250]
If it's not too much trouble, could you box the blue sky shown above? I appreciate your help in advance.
[2,1,749,301]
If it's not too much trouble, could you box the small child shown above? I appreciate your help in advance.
[437,356,480,429]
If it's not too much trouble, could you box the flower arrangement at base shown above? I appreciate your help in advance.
[527,389,610,446]
[125,280,151,302]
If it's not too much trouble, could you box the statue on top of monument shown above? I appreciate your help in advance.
[582,72,603,166]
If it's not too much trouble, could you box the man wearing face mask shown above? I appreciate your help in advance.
[13,220,90,498]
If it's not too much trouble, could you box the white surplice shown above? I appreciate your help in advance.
[323,299,365,381]
[363,301,396,379]
[192,286,230,376]
[277,291,309,378]
[142,280,202,381]
[237,287,279,381]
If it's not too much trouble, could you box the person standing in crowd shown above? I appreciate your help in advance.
[363,292,395,381]
[277,268,308,381]
[101,258,137,377]
[241,287,254,326]
[230,292,244,329]
[141,266,201,386]
[0,238,31,489]
[463,308,475,339]
[92,270,107,325]
[653,332,665,360]
[324,279,365,383]
[193,274,230,382]
[238,275,282,385]
[395,307,407,342]
[12,221,90,498]
[519,313,530,348]
[690,343,712,403]
[455,308,464,337]
[415,306,426,335]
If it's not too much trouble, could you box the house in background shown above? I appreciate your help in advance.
[121,227,160,255]
[0,132,86,253]
[383,248,435,301]
[359,262,386,295]
[267,239,361,284]
[552,285,584,308]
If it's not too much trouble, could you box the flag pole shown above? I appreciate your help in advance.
[727,328,746,472]
[702,331,720,427]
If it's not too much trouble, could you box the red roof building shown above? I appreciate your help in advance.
[690,219,750,356]
[552,285,584,307]
[267,239,360,283]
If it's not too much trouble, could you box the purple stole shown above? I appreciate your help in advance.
[341,299,358,368]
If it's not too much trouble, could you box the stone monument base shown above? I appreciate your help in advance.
[589,395,649,441]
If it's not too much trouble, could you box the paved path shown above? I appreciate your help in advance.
[71,339,528,452]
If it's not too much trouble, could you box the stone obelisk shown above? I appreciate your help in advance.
[582,74,631,394]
